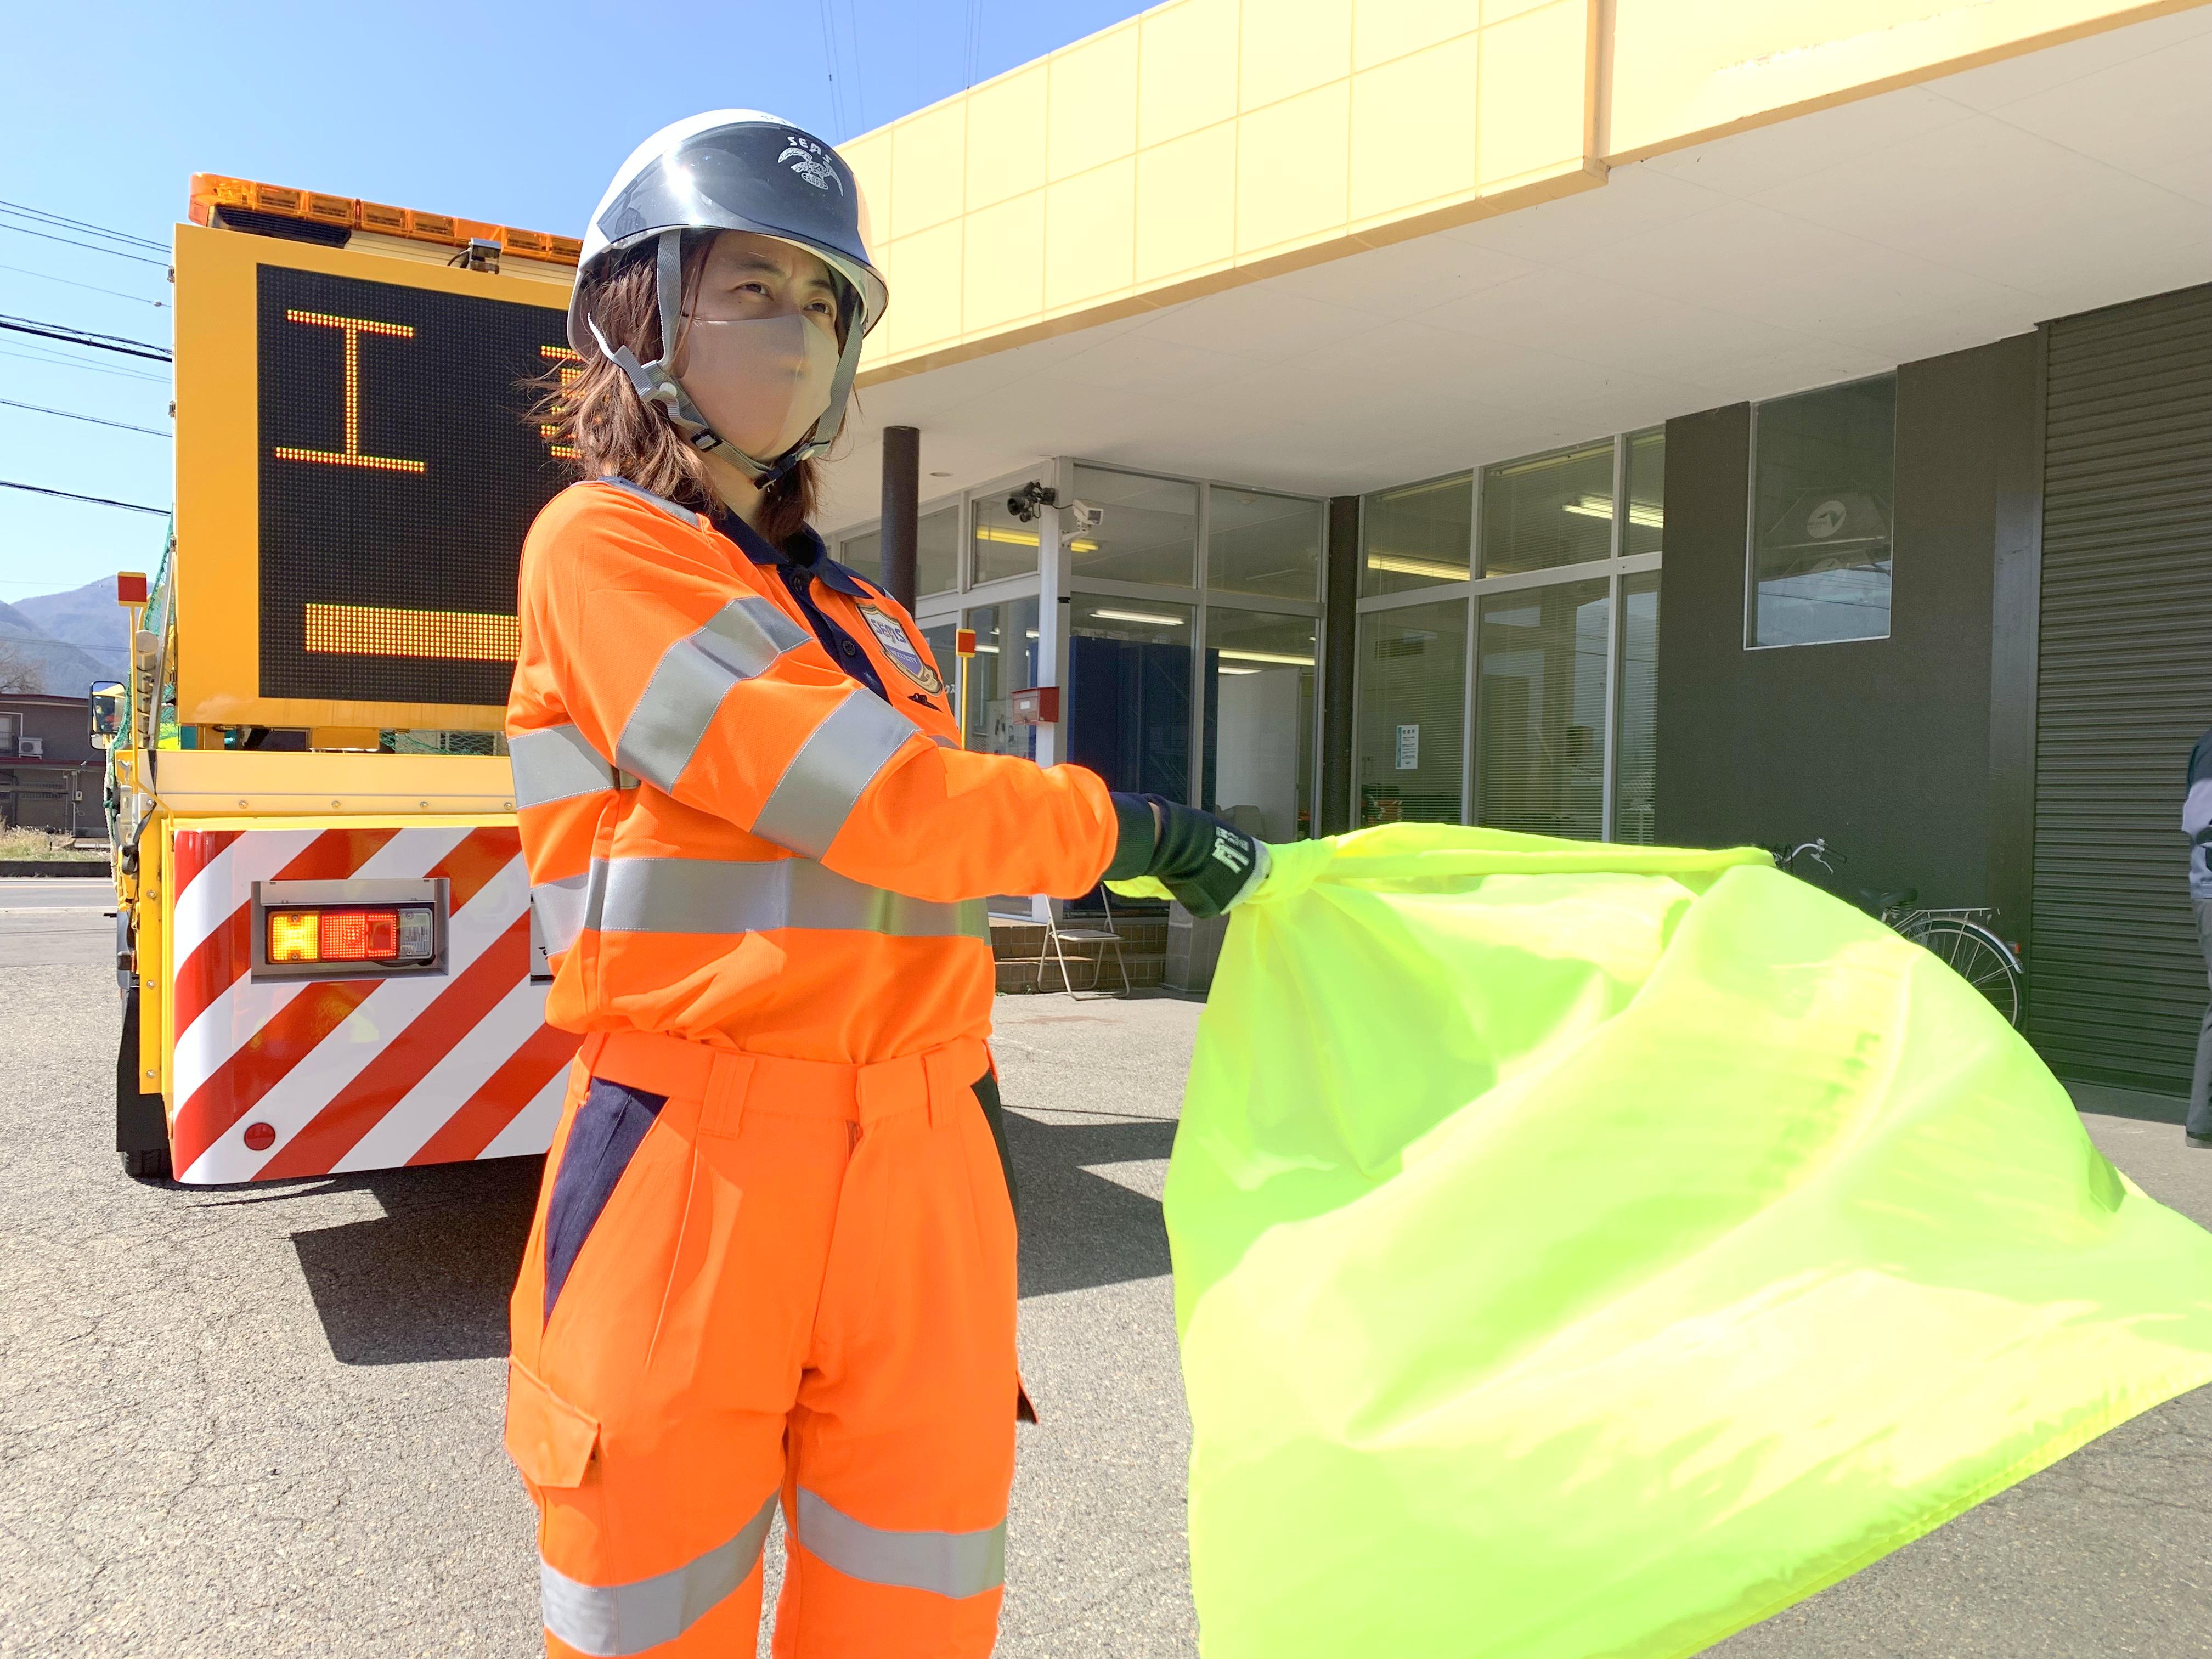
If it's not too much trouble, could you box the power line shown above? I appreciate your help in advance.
[0,261,165,307]
[0,343,171,385]
[0,479,167,515]
[0,199,167,253]
[0,222,168,268]
[0,314,172,363]
[815,0,847,137]
[840,0,867,132]
[0,397,170,438]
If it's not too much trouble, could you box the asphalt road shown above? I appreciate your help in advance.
[2,881,2207,1657]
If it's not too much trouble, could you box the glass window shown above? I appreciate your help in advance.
[1625,428,1663,558]
[1615,572,1660,844]
[1362,472,1472,597]
[962,597,1042,759]
[1356,600,1465,826]
[1480,441,1615,576]
[1477,578,1610,841]
[970,488,1041,585]
[920,619,958,692]
[1749,376,1895,648]
[1070,466,1197,588]
[1068,596,1193,801]
[918,505,958,596]
[1203,609,1316,842]
[1209,487,1320,601]
[842,528,879,578]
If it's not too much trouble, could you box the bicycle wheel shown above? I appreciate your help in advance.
[1901,918,2024,1028]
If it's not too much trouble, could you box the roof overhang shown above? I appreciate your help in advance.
[816,0,2212,527]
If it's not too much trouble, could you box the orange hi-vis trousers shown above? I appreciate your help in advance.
[505,1028,1023,1657]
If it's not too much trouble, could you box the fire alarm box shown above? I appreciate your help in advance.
[1011,686,1060,725]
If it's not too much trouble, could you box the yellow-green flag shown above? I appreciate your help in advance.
[1146,826,2212,1658]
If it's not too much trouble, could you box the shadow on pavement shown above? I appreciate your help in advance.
[290,1155,543,1365]
[287,1103,1177,1360]
[1006,1111,1177,1299]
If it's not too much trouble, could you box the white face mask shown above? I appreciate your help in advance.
[672,312,837,464]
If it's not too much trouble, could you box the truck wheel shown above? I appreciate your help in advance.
[115,984,172,1182]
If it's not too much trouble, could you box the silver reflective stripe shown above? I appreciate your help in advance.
[589,475,699,527]
[616,597,814,793]
[510,724,619,809]
[595,856,987,942]
[753,690,919,859]
[531,871,594,956]
[540,1492,776,1656]
[794,1487,1005,1600]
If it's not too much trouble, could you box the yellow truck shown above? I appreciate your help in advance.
[103,174,585,1182]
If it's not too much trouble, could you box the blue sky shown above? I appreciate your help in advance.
[0,0,1147,607]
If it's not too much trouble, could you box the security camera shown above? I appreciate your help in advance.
[1065,500,1103,533]
[1006,481,1059,523]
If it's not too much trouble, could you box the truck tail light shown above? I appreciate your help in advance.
[266,905,435,966]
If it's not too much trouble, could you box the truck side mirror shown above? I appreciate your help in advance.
[89,681,125,748]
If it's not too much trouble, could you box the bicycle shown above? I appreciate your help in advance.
[1767,839,2027,1029]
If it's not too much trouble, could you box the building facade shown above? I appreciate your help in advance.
[817,0,2212,1098]
[0,692,103,837]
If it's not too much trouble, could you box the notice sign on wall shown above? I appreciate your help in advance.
[1396,724,1420,770]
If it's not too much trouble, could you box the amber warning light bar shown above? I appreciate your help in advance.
[189,173,581,266]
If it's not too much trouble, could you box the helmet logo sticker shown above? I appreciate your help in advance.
[778,135,842,193]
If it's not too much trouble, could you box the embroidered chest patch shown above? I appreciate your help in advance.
[857,601,943,694]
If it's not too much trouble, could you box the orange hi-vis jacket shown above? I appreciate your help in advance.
[507,477,1118,1060]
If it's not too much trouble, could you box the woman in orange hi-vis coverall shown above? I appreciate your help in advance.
[503,111,1269,1658]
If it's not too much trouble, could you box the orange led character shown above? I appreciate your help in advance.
[273,309,427,473]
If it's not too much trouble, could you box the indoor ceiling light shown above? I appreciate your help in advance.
[974,526,1098,552]
[1217,648,1315,667]
[1091,607,1186,626]
[1365,553,1469,580]
[1561,494,1663,527]
[1218,666,1261,675]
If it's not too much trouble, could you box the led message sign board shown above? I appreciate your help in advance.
[173,224,577,731]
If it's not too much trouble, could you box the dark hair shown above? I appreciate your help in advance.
[538,236,826,546]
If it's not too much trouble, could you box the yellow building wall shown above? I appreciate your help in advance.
[843,0,2207,385]
[1605,0,2210,161]
[846,0,1604,382]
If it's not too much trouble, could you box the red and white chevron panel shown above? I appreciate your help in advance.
[167,824,582,1186]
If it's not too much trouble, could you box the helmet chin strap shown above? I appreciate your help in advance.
[584,230,864,492]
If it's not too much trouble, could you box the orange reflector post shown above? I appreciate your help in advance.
[955,628,977,658]
[116,571,148,606]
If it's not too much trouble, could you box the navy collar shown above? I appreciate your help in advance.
[713,509,874,599]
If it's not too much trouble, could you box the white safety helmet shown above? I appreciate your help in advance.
[570,110,888,484]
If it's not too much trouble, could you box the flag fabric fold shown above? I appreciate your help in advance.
[1159,825,2212,1658]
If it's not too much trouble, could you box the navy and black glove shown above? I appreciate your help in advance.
[1102,793,1269,919]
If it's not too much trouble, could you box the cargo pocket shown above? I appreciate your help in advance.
[505,1356,601,1491]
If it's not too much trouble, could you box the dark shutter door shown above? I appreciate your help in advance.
[2029,284,2212,1093]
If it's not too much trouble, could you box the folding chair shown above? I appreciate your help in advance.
[1042,889,1132,997]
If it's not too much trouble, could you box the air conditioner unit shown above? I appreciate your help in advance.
[16,738,44,758]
